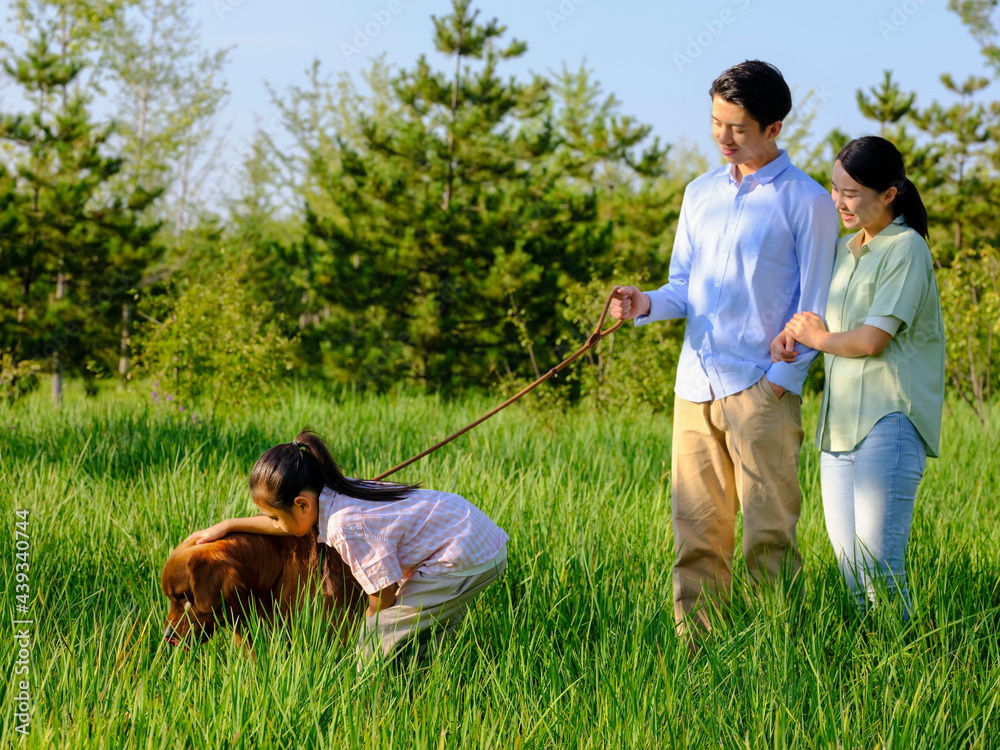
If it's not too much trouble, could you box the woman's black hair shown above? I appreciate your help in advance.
[836,136,929,238]
[249,428,419,512]
[708,60,792,130]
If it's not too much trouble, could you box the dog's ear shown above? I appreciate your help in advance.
[187,545,240,613]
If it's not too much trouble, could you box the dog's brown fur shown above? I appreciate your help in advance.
[160,529,363,646]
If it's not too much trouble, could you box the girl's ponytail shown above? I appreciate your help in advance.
[892,177,929,239]
[293,429,419,503]
[250,429,419,512]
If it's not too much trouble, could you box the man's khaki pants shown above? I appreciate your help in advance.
[671,374,804,633]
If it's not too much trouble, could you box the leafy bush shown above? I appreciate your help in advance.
[938,245,1000,423]
[141,263,295,418]
[0,350,42,403]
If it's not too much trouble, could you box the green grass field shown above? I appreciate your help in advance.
[1,383,998,748]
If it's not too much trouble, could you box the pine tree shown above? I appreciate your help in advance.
[856,71,916,137]
[0,30,159,403]
[290,0,557,389]
[912,74,994,256]
[950,0,1000,75]
[95,0,229,380]
[269,3,679,395]
[911,72,999,420]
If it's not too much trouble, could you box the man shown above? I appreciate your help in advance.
[611,60,838,637]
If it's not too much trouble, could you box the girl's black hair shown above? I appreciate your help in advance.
[249,428,419,512]
[709,60,792,130]
[836,136,929,239]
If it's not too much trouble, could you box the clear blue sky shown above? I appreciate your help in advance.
[0,1,991,181]
[184,0,989,168]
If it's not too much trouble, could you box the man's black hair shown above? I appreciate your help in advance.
[709,60,792,131]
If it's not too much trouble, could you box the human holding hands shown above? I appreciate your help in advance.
[784,311,829,350]
[611,61,840,643]
[771,312,830,364]
[780,310,891,359]
[801,136,945,624]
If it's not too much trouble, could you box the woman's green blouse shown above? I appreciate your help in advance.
[817,217,946,457]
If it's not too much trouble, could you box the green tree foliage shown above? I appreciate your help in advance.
[268,1,681,400]
[97,0,230,230]
[914,74,995,259]
[950,0,1000,75]
[937,245,998,418]
[95,0,231,380]
[916,71,1000,421]
[848,50,1000,421]
[0,29,159,404]
[140,261,296,419]
[856,70,916,137]
[0,163,42,400]
[2,0,998,415]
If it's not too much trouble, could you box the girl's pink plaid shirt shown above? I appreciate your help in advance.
[316,485,509,595]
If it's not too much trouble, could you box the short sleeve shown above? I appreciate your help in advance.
[864,315,902,336]
[868,233,932,329]
[332,534,402,595]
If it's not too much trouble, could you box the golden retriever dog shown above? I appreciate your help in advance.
[161,528,363,647]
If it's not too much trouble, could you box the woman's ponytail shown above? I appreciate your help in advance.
[249,428,419,512]
[892,177,929,239]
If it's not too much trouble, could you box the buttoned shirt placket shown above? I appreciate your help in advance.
[708,171,758,394]
[827,236,870,444]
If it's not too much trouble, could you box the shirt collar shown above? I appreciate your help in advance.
[845,215,908,256]
[317,485,335,541]
[727,149,790,186]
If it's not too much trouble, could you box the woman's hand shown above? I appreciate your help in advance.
[785,312,829,350]
[183,520,232,546]
[770,330,798,363]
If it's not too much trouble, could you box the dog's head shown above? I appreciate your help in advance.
[161,530,360,648]
[160,537,256,646]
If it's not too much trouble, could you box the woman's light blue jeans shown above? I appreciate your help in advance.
[821,412,926,622]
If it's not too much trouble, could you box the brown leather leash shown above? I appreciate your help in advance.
[372,288,627,481]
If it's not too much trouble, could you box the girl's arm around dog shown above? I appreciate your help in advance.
[183,515,293,545]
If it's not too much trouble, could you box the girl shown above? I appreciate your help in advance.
[771,136,945,623]
[189,429,509,664]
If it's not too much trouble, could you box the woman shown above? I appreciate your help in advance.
[772,136,945,622]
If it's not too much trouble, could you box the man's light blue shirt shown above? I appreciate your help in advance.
[636,149,839,401]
